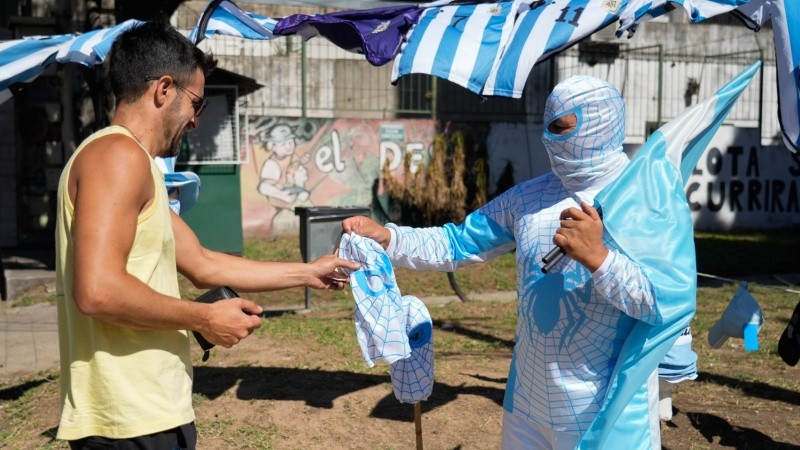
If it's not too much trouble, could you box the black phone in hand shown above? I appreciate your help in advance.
[192,286,240,362]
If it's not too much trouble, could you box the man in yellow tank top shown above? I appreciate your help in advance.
[54,20,359,450]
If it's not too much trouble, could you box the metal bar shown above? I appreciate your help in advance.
[414,402,423,450]
[430,76,437,120]
[301,39,307,118]
[657,44,663,127]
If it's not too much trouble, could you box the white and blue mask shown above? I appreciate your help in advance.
[542,75,628,193]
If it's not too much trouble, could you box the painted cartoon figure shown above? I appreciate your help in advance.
[284,160,310,203]
[258,124,311,207]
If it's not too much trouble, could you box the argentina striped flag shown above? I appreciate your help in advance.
[485,0,753,97]
[188,0,277,45]
[393,0,755,98]
[578,61,760,449]
[55,19,142,66]
[618,0,751,37]
[391,0,517,94]
[734,0,799,152]
[0,20,142,105]
[0,35,73,104]
[484,0,626,97]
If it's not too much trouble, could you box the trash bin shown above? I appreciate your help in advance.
[295,206,371,308]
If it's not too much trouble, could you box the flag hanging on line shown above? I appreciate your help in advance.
[393,0,751,98]
[618,0,752,37]
[273,5,424,67]
[0,19,141,105]
[579,61,761,449]
[0,35,73,104]
[733,0,799,152]
[55,19,142,66]
[189,0,277,44]
[391,0,517,94]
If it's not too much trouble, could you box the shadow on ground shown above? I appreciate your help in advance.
[697,371,800,406]
[193,366,504,422]
[661,407,800,450]
[0,376,52,401]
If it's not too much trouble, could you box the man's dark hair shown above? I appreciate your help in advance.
[108,19,217,103]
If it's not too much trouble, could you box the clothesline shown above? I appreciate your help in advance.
[697,272,800,295]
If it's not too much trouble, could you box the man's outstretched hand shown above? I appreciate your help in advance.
[307,254,360,290]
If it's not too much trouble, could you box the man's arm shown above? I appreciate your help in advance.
[70,136,262,347]
[343,208,516,272]
[172,211,359,292]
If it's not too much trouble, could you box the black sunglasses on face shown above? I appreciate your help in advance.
[145,76,208,117]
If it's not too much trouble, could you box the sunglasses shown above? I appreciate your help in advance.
[145,76,208,117]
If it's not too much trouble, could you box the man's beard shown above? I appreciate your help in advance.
[166,134,183,157]
[163,102,186,158]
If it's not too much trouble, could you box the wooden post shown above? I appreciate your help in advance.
[414,402,423,450]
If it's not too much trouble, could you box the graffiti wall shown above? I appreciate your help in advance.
[686,127,800,230]
[240,117,436,238]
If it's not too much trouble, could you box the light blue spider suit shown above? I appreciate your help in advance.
[384,76,674,449]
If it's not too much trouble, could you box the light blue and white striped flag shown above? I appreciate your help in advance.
[393,0,754,98]
[188,0,277,44]
[392,0,517,94]
[486,0,753,97]
[0,35,73,104]
[0,20,142,105]
[734,0,799,152]
[618,0,751,37]
[484,0,624,97]
[55,19,142,66]
[578,61,760,449]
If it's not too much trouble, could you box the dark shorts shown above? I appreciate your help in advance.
[68,422,197,450]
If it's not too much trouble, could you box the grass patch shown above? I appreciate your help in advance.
[7,285,58,308]
[258,313,363,361]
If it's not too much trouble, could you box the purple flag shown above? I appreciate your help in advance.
[273,5,424,66]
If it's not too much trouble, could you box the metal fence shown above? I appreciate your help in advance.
[554,45,771,145]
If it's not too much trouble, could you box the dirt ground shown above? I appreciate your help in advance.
[2,297,799,450]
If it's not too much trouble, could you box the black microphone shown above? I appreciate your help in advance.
[541,246,565,274]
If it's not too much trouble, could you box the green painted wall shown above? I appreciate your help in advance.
[179,164,243,254]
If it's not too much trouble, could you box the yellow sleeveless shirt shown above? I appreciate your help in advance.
[55,126,194,440]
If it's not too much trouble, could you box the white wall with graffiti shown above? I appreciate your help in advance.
[685,127,800,230]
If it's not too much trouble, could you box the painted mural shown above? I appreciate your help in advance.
[240,117,436,238]
[686,127,800,230]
